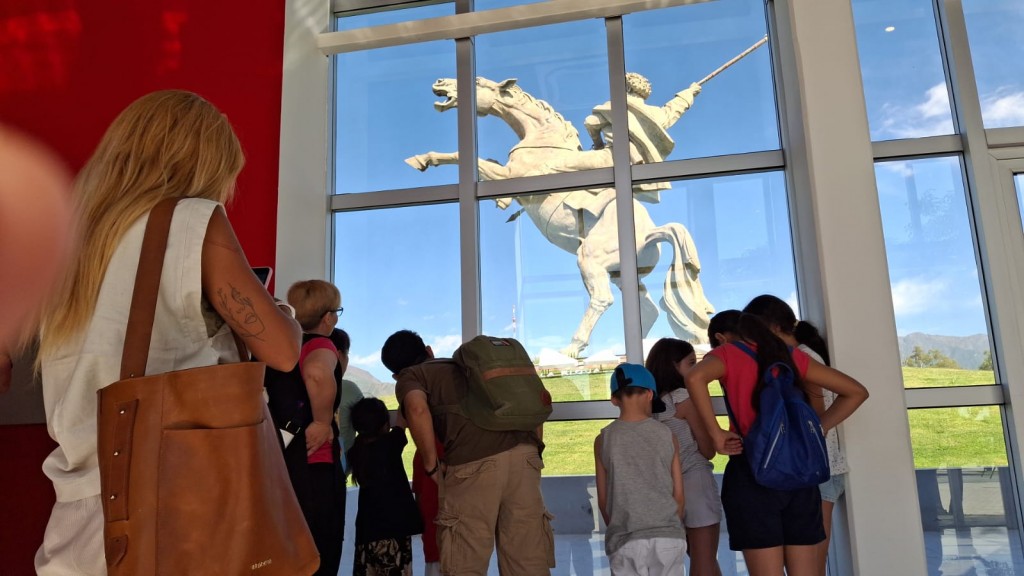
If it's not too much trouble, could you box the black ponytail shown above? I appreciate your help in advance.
[743,293,831,366]
[794,321,830,366]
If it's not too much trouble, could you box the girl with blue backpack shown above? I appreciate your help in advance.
[685,310,868,576]
[744,294,846,576]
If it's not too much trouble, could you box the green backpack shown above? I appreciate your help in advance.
[452,336,553,432]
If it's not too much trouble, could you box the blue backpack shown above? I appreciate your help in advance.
[723,342,830,491]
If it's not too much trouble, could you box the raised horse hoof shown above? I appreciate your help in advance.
[559,343,586,359]
[404,156,429,171]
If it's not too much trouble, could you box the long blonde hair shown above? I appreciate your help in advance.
[39,90,245,357]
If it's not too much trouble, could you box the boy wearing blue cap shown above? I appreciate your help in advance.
[595,363,686,575]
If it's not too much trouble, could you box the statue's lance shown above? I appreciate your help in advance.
[506,36,769,224]
[697,35,769,86]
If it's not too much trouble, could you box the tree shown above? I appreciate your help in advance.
[905,346,929,368]
[979,350,993,371]
[904,346,961,369]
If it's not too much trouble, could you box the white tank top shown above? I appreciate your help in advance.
[40,198,238,502]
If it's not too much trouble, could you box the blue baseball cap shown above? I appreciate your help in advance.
[610,363,667,413]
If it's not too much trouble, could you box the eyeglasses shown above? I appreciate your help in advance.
[331,307,344,317]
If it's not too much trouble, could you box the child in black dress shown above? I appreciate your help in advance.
[348,397,424,576]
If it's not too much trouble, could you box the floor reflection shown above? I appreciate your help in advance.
[335,469,1024,575]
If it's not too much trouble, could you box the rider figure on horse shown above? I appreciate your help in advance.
[567,73,702,216]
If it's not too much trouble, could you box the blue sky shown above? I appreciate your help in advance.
[331,0,1024,382]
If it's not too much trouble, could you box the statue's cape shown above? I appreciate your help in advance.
[591,101,676,164]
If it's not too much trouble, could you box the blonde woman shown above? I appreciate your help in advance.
[32,90,301,575]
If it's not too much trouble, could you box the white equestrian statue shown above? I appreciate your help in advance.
[406,76,714,357]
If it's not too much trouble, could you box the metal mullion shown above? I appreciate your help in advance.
[630,150,785,185]
[937,0,1024,547]
[871,134,964,161]
[904,385,1004,410]
[327,17,340,283]
[455,33,480,342]
[987,127,1024,149]
[605,16,643,363]
[320,0,712,54]
[333,0,453,17]
[477,169,615,199]
[548,396,732,422]
[329,184,460,211]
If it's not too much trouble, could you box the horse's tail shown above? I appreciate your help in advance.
[644,222,715,343]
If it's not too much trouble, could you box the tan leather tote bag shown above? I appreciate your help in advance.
[97,198,319,575]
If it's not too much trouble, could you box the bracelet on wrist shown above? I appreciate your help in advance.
[426,461,441,476]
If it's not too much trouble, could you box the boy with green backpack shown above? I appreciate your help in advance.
[383,330,555,576]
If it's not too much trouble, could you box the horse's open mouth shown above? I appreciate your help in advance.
[433,94,457,112]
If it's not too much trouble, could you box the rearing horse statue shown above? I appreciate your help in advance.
[406,77,714,357]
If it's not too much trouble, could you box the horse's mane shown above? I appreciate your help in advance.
[503,83,581,142]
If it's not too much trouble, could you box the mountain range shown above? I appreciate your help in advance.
[897,332,990,370]
[345,365,396,399]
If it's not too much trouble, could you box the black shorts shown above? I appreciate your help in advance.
[721,454,825,551]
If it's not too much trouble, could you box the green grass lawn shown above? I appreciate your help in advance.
[378,366,1003,478]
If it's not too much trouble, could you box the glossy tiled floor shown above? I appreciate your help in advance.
[337,470,1024,575]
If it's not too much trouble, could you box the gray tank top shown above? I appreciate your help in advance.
[600,418,684,555]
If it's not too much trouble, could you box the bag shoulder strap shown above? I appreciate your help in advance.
[732,340,757,361]
[119,198,248,380]
[119,198,178,380]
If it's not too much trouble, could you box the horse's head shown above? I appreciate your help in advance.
[475,77,518,117]
[432,78,459,112]
[432,77,520,118]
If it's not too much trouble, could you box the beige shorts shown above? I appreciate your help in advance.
[683,465,723,529]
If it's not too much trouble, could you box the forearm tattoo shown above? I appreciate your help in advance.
[217,284,267,340]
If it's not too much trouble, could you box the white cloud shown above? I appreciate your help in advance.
[879,160,915,178]
[890,277,947,316]
[877,83,955,140]
[586,346,623,361]
[981,90,1024,128]
[429,334,463,357]
[916,83,950,119]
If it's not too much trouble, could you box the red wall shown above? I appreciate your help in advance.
[0,1,285,572]
[0,0,284,266]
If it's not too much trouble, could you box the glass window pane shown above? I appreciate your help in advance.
[332,204,462,389]
[852,0,955,141]
[635,172,797,350]
[335,2,453,31]
[542,420,611,476]
[470,20,611,183]
[335,40,456,193]
[874,157,995,386]
[963,0,1024,129]
[1016,174,1024,233]
[910,407,1024,574]
[623,0,779,160]
[479,191,624,386]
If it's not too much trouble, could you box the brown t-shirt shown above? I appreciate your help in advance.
[395,360,539,466]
